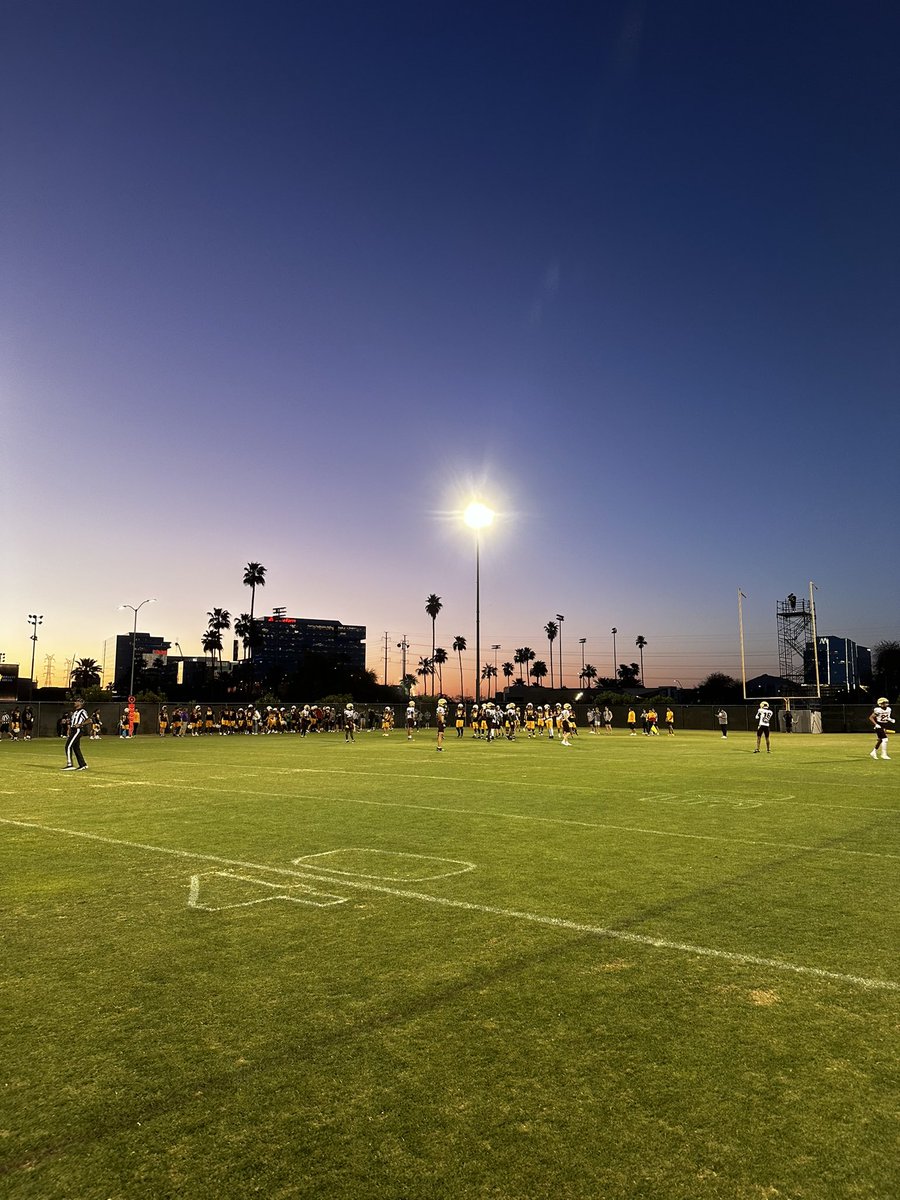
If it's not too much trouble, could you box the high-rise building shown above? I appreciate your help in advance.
[254,616,366,679]
[804,635,872,693]
[113,633,171,694]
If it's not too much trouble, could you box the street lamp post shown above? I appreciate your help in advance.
[579,637,586,687]
[556,614,565,689]
[119,598,157,698]
[491,645,501,700]
[464,502,494,707]
[27,614,43,683]
[611,627,618,681]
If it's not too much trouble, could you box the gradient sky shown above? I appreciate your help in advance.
[3,0,899,690]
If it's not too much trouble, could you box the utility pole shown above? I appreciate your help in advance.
[383,632,390,686]
[396,636,409,694]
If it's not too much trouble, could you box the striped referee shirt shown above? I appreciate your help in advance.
[70,707,90,731]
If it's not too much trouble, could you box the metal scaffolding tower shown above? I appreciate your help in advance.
[776,589,819,693]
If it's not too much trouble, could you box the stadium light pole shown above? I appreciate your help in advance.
[119,598,156,698]
[579,637,586,686]
[27,614,43,683]
[611,627,618,681]
[556,614,565,688]
[464,502,494,707]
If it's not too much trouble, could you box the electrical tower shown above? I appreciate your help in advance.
[776,590,819,693]
[43,654,56,686]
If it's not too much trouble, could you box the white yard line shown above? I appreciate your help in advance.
[98,778,900,865]
[1,816,897,993]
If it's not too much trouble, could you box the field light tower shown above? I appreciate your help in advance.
[28,614,43,683]
[119,598,156,698]
[464,502,494,705]
[556,614,565,688]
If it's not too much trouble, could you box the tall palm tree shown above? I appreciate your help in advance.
[520,646,536,685]
[544,621,558,689]
[234,613,253,659]
[501,661,515,689]
[635,635,647,685]
[242,563,267,660]
[425,594,443,695]
[71,657,101,689]
[207,609,231,667]
[416,656,434,691]
[583,663,598,690]
[513,648,526,684]
[481,663,498,698]
[202,628,222,671]
[433,647,448,695]
[531,660,548,686]
[452,635,467,700]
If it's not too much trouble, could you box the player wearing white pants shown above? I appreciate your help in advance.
[869,699,893,760]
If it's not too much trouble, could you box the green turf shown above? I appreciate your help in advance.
[2,729,898,1199]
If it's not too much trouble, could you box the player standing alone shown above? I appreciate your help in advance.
[869,697,893,760]
[753,701,774,753]
[62,697,90,771]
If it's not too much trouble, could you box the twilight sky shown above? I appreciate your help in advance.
[3,0,899,690]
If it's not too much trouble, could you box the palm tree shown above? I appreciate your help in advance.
[481,663,498,698]
[513,648,526,684]
[501,661,515,690]
[452,635,467,699]
[401,673,417,697]
[71,657,101,690]
[234,613,253,659]
[417,656,435,691]
[635,635,647,685]
[544,620,558,689]
[520,646,536,685]
[433,647,448,695]
[531,660,548,686]
[425,594,443,695]
[618,662,640,686]
[583,664,598,690]
[207,609,231,667]
[242,562,267,662]
[202,628,222,671]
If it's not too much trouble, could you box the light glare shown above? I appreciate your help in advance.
[463,502,494,530]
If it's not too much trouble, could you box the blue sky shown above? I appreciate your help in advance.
[3,1,899,688]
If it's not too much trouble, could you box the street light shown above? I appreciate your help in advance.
[27,614,43,684]
[611,627,618,681]
[579,637,586,686]
[556,614,565,688]
[119,598,157,698]
[464,502,494,706]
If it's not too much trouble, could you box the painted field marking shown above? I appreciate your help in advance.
[188,870,348,911]
[1,816,898,993]
[77,778,900,866]
[291,848,476,881]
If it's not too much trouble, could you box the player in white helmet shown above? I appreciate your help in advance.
[869,697,894,760]
[754,701,774,753]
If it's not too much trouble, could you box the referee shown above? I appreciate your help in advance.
[62,697,90,771]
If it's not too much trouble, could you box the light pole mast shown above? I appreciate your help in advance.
[119,598,157,698]
[27,614,43,683]
[556,614,565,689]
[464,502,494,707]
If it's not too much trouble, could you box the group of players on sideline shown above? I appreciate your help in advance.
[41,695,895,771]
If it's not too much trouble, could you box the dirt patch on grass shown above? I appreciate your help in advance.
[749,989,779,1006]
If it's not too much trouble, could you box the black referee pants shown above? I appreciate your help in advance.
[65,729,86,768]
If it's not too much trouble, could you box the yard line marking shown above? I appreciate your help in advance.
[75,777,900,865]
[2,816,897,993]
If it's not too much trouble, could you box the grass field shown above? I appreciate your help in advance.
[2,727,898,1199]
